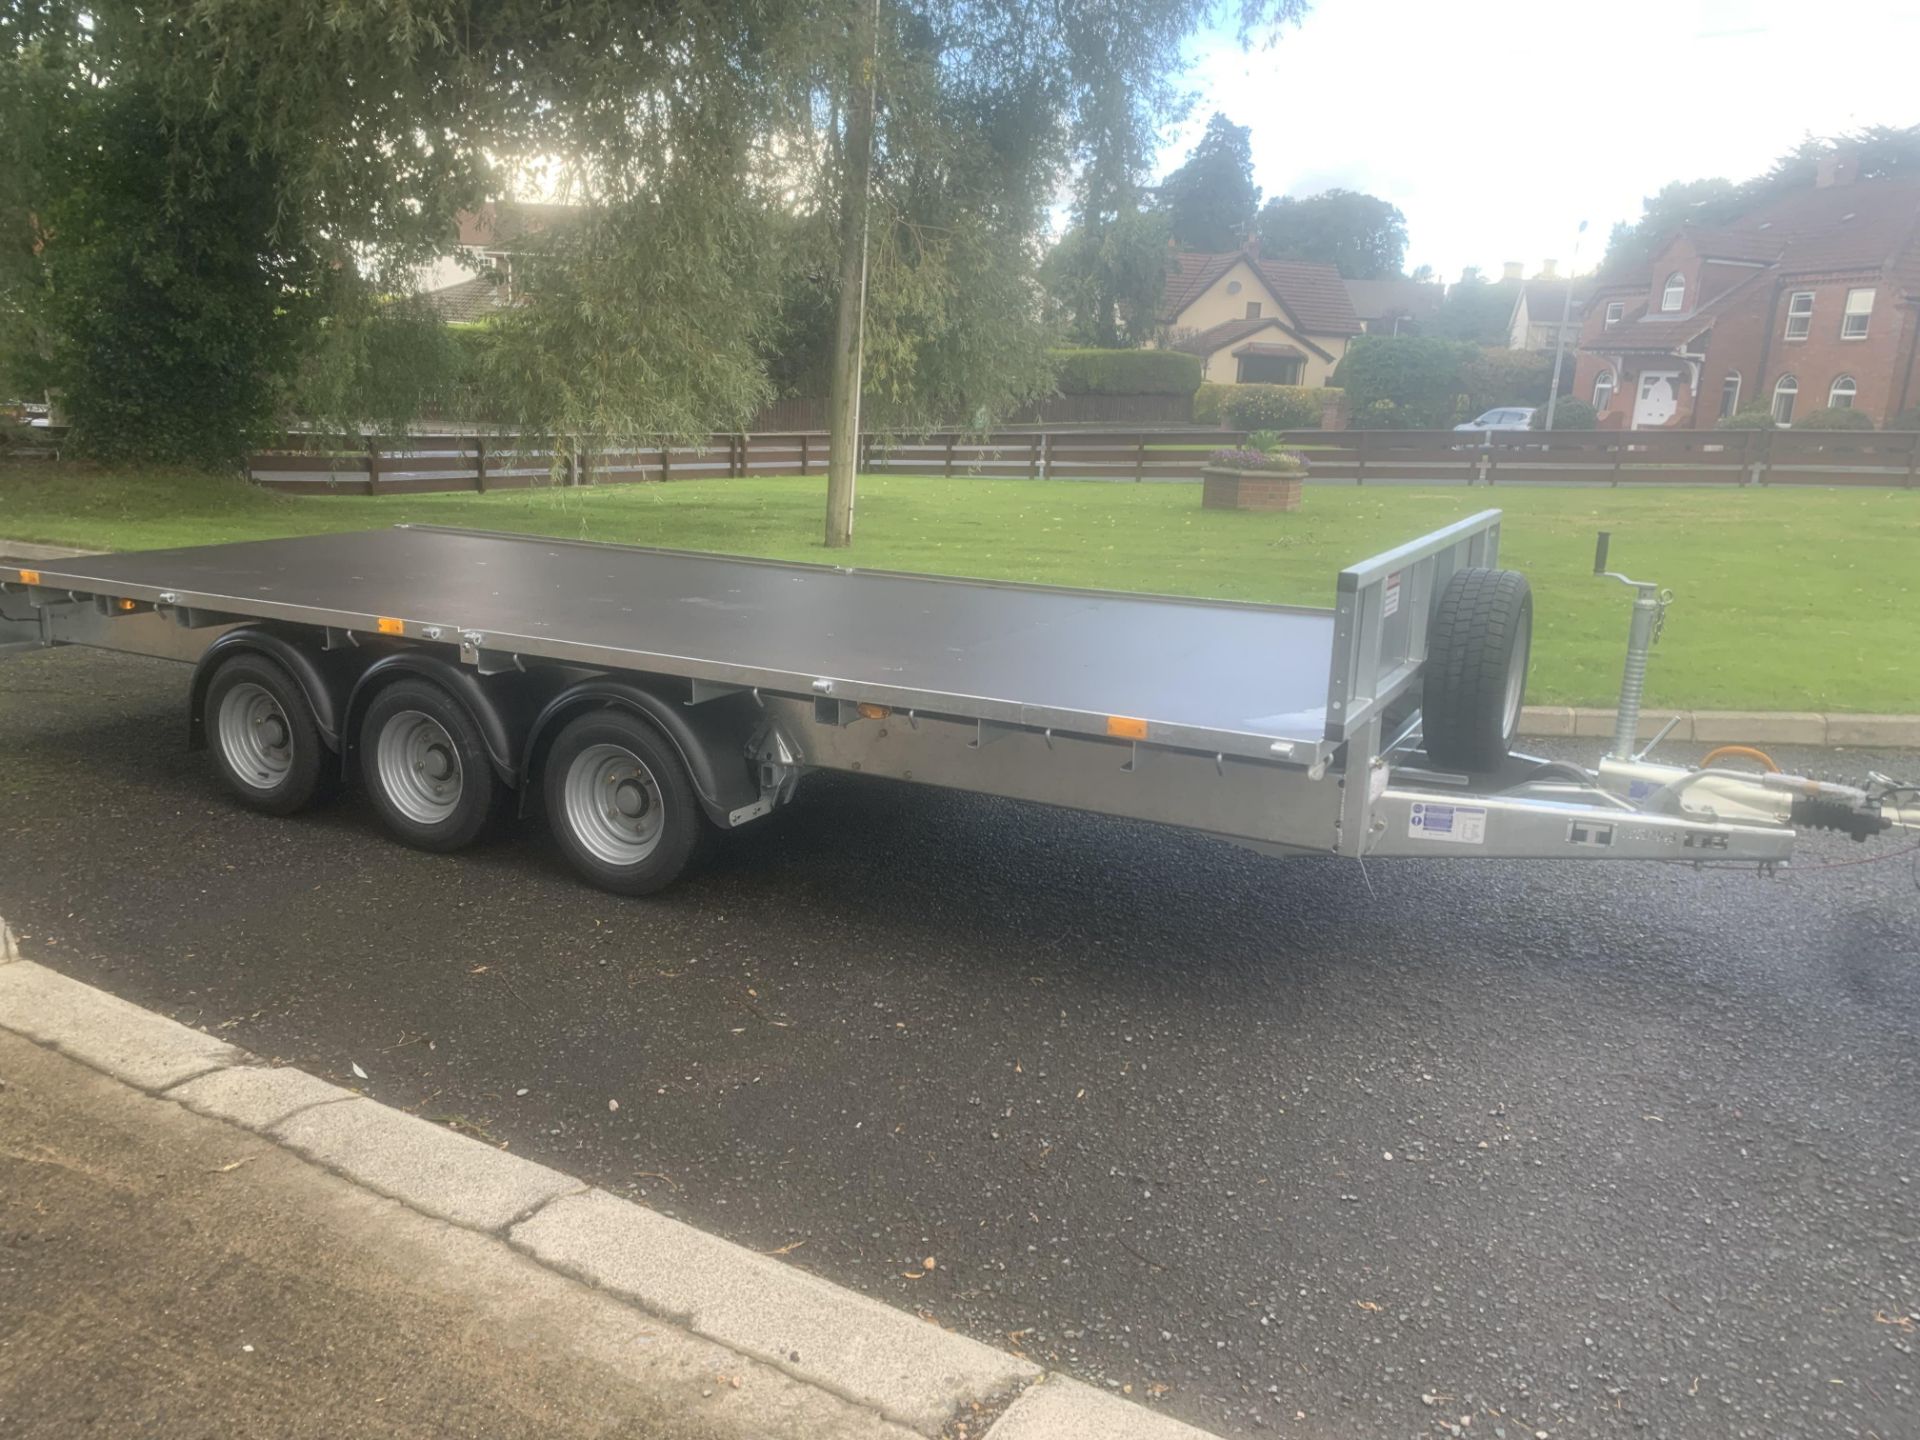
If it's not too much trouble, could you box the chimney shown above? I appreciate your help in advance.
[1815,150,1857,188]
[1539,258,1558,278]
[1502,260,1523,282]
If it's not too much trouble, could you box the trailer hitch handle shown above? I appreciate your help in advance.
[1593,531,1610,576]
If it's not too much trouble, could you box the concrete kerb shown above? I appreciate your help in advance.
[0,916,1224,1440]
[1520,707,1920,749]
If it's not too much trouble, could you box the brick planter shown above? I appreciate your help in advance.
[1201,464,1305,512]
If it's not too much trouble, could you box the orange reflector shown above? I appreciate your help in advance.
[18,568,41,585]
[1105,715,1149,740]
[376,616,405,635]
[856,702,891,721]
[117,598,137,612]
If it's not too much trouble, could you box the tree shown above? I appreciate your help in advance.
[1156,112,1261,252]
[3,0,1308,538]
[1253,189,1407,278]
[1041,207,1172,347]
[1430,274,1520,347]
[1409,263,1435,283]
[1601,177,1740,275]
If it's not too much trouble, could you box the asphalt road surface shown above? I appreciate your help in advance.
[3,647,1917,1439]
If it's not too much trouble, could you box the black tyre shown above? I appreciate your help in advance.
[543,708,704,896]
[359,678,502,852]
[1422,566,1533,771]
[205,653,332,816]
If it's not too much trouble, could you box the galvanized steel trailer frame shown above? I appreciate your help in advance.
[0,514,1847,871]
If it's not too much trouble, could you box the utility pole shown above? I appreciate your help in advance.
[1544,219,1587,430]
[824,0,880,549]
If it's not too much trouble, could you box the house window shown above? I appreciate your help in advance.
[1604,301,1625,327]
[1661,273,1685,312]
[1771,374,1798,425]
[1842,288,1874,339]
[1784,291,1814,340]
[1245,302,1262,319]
[1719,372,1741,419]
[1237,354,1302,384]
[1592,370,1615,411]
[1828,375,1857,408]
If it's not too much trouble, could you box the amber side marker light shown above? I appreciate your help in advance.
[117,598,137,612]
[1105,715,1149,740]
[376,616,405,635]
[856,702,891,721]
[18,568,41,585]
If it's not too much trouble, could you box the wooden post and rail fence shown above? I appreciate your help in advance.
[235,425,1920,495]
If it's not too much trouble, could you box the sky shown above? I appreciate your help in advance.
[1165,0,1920,280]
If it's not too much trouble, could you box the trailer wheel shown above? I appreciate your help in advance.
[1422,567,1532,772]
[544,709,703,896]
[206,654,331,816]
[360,678,501,852]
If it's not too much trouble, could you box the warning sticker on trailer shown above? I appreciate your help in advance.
[1382,569,1403,618]
[1407,801,1486,844]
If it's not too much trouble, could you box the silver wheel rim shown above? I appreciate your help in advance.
[1501,611,1532,739]
[375,710,464,826]
[217,682,295,790]
[565,743,665,866]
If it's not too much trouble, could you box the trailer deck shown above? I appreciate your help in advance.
[6,524,1343,757]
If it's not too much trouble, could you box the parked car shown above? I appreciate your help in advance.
[1454,407,1536,433]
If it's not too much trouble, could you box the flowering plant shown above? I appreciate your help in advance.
[1206,446,1306,472]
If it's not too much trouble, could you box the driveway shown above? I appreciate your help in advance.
[2,646,1916,1438]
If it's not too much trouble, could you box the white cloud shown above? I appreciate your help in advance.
[1167,0,1920,278]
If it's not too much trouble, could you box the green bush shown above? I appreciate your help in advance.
[1049,347,1201,396]
[1889,407,1920,431]
[1460,348,1560,412]
[1792,405,1874,430]
[1528,398,1597,430]
[1194,381,1233,424]
[1332,335,1477,429]
[1222,384,1329,430]
[1718,405,1778,430]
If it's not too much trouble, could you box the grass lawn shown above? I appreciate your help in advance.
[2,463,1914,711]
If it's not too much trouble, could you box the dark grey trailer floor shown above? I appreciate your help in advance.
[9,526,1339,752]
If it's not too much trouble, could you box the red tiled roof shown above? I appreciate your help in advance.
[454,201,584,250]
[1675,176,1920,278]
[1158,250,1362,335]
[421,274,509,323]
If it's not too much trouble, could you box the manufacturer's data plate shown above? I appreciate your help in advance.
[1407,801,1486,844]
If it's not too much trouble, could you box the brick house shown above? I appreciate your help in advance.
[418,202,582,321]
[1572,164,1920,429]
[1155,248,1362,386]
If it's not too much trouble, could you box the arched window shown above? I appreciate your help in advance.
[1771,374,1798,425]
[1592,370,1615,412]
[1661,272,1686,312]
[1828,375,1857,409]
[1719,372,1742,420]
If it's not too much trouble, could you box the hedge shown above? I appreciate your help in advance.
[1049,347,1202,396]
[1198,384,1336,428]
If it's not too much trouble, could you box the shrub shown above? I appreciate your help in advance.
[1049,347,1201,396]
[1333,335,1477,429]
[1221,384,1328,430]
[1792,405,1874,430]
[1718,404,1778,430]
[1460,348,1560,412]
[1194,381,1233,424]
[1528,398,1597,430]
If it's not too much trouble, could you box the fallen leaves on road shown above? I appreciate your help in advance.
[923,1255,937,1270]
[350,1061,368,1080]
[469,964,489,974]
[1354,1300,1382,1312]
[210,1154,260,1174]
[608,1098,620,1112]
[764,1240,807,1256]
[1873,1310,1915,1331]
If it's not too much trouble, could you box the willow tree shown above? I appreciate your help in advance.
[4,1,1306,529]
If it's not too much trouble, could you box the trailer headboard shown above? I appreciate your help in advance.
[1322,509,1502,745]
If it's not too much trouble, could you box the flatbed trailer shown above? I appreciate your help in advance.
[3,513,1911,893]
